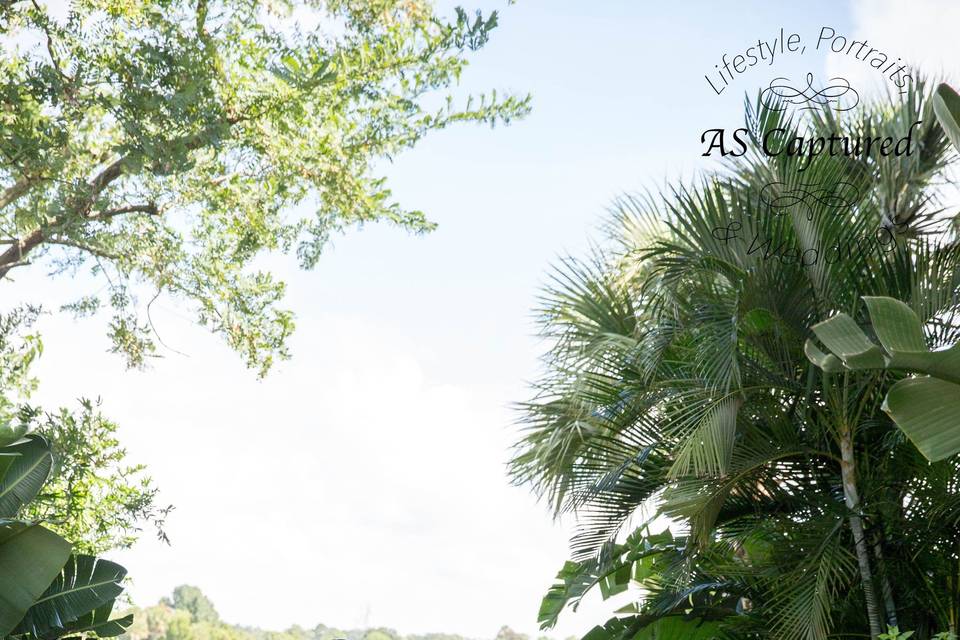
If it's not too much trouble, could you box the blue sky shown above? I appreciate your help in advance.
[17,0,960,638]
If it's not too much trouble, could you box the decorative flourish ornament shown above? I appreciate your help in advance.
[760,72,860,112]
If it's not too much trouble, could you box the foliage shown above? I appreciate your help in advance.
[0,308,167,554]
[880,628,915,640]
[0,0,529,376]
[0,310,144,636]
[513,80,960,639]
[0,305,43,412]
[18,397,172,554]
[0,428,131,640]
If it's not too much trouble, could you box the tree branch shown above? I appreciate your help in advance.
[89,202,158,221]
[0,126,226,280]
[30,0,72,83]
[0,177,36,210]
[0,227,46,279]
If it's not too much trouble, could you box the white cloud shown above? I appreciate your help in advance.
[827,0,960,95]
[21,295,604,639]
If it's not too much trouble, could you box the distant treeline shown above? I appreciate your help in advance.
[120,586,558,640]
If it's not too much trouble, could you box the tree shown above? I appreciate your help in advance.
[493,628,527,640]
[512,81,960,639]
[0,0,529,375]
[0,307,167,554]
[1,1,526,624]
[20,398,171,554]
[172,586,219,625]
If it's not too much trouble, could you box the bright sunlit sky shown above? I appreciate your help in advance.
[8,1,960,638]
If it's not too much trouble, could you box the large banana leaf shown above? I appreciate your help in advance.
[45,600,134,639]
[806,296,960,461]
[0,521,73,638]
[934,82,960,153]
[882,378,960,462]
[0,434,53,517]
[14,555,127,637]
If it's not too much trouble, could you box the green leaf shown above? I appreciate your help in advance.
[48,600,134,638]
[538,560,589,629]
[862,296,960,383]
[0,521,72,637]
[934,83,960,152]
[882,377,960,462]
[0,433,53,517]
[862,297,927,353]
[598,563,631,599]
[15,555,127,637]
[810,313,886,369]
[804,339,843,373]
[668,397,741,478]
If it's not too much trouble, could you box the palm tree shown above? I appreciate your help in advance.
[511,80,960,639]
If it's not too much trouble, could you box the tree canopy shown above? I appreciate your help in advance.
[0,0,528,375]
[171,586,219,625]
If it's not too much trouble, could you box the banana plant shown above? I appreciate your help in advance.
[0,422,132,640]
[805,296,960,462]
[537,527,736,640]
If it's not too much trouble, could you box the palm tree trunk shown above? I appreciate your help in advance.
[839,425,884,639]
[873,537,898,628]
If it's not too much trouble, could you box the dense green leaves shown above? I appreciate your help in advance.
[0,308,167,555]
[172,585,219,624]
[20,399,170,554]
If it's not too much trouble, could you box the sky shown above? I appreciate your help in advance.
[6,1,960,638]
